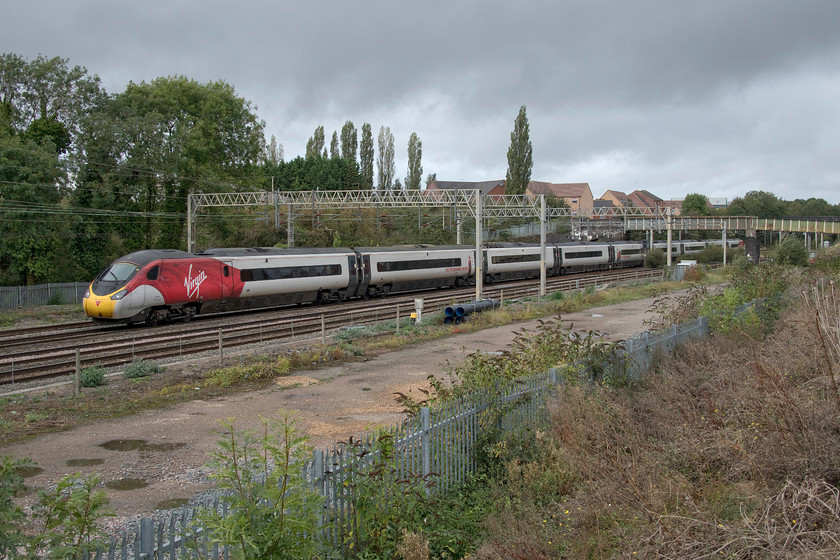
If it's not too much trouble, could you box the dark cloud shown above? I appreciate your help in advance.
[3,0,840,201]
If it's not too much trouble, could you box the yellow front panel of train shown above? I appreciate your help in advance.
[83,293,116,318]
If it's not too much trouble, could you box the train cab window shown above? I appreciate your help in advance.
[223,266,229,277]
[146,265,159,281]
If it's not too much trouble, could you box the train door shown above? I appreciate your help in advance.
[608,245,616,264]
[347,255,361,297]
[220,261,234,298]
[356,253,372,296]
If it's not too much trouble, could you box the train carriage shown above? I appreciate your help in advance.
[557,242,612,273]
[483,243,560,283]
[354,245,473,297]
[611,241,646,267]
[199,247,358,309]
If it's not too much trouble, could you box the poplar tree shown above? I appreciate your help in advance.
[359,123,374,189]
[405,132,423,190]
[376,125,395,192]
[505,105,533,195]
[329,130,339,159]
[340,120,357,162]
[305,125,325,159]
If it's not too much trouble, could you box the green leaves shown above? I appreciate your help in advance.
[197,413,323,559]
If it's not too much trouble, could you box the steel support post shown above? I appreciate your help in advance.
[540,195,546,297]
[187,194,194,253]
[475,190,483,301]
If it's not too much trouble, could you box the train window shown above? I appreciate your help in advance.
[564,250,603,259]
[620,249,642,255]
[240,264,342,282]
[146,265,159,281]
[376,258,461,272]
[223,266,229,277]
[491,254,541,264]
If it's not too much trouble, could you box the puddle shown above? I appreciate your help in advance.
[141,442,186,453]
[66,458,105,468]
[99,439,147,452]
[155,498,190,511]
[15,466,43,478]
[105,478,149,491]
[98,439,186,453]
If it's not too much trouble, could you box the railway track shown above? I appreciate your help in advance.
[0,268,663,390]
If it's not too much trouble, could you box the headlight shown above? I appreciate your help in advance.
[111,289,128,300]
[84,289,90,298]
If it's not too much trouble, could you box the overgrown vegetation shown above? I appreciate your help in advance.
[79,365,105,387]
[0,456,111,559]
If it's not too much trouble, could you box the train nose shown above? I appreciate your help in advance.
[83,295,116,318]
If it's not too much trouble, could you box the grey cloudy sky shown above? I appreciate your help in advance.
[4,0,840,203]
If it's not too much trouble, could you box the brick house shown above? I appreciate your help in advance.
[525,182,594,214]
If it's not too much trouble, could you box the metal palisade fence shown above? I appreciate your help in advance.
[83,303,765,559]
[0,282,88,309]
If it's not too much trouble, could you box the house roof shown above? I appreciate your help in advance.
[427,180,505,196]
[629,189,663,207]
[594,199,615,209]
[601,190,631,204]
[526,181,591,198]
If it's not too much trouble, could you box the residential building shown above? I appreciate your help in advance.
[525,181,594,214]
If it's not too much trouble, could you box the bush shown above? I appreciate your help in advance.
[645,248,666,268]
[696,245,723,264]
[773,234,808,266]
[80,366,106,387]
[123,359,164,379]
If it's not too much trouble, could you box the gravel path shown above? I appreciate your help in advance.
[4,296,658,526]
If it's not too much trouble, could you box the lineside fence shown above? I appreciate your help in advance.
[0,282,88,310]
[84,300,764,559]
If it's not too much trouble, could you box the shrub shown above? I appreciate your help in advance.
[645,248,666,268]
[80,366,106,387]
[194,414,323,559]
[696,245,723,264]
[123,359,164,379]
[772,234,808,266]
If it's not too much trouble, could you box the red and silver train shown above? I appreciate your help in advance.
[83,242,653,324]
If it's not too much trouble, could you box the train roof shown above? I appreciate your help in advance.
[352,245,471,253]
[198,247,354,257]
[117,249,195,267]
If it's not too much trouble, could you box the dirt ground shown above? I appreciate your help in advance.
[3,296,658,523]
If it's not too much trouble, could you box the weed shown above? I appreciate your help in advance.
[80,366,106,388]
[24,413,46,424]
[123,359,164,379]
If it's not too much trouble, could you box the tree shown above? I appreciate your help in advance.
[425,173,437,189]
[377,126,395,191]
[74,76,265,252]
[265,134,283,165]
[340,120,357,162]
[405,132,422,190]
[305,125,325,159]
[329,130,339,159]
[682,193,710,216]
[727,190,786,219]
[506,105,533,195]
[360,123,374,189]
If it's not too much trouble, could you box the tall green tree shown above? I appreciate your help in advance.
[329,130,339,159]
[682,193,710,216]
[305,125,325,159]
[405,132,422,190]
[265,134,283,165]
[376,126,395,191]
[340,120,357,162]
[505,105,532,195]
[359,123,374,189]
[75,76,265,253]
